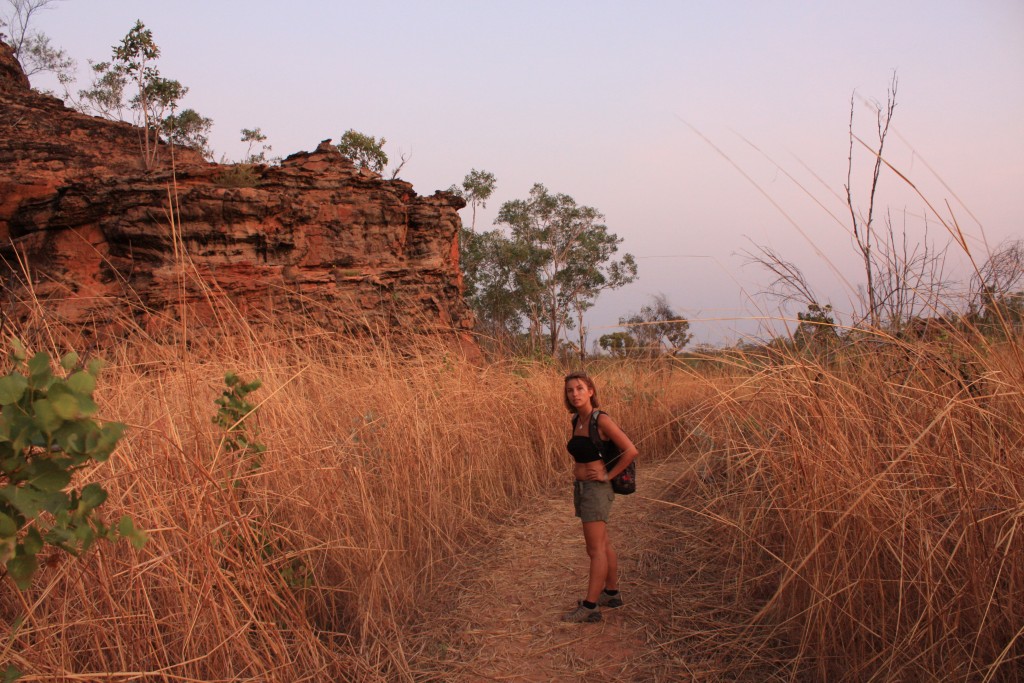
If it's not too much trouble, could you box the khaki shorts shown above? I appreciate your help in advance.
[574,480,614,523]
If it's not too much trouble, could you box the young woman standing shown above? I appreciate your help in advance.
[561,371,639,623]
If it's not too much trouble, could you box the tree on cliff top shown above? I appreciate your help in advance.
[337,129,388,174]
[336,129,409,179]
[448,169,497,231]
[0,0,75,90]
[77,20,211,168]
[164,107,214,160]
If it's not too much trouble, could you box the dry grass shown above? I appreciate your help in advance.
[0,297,1020,681]
[679,334,1024,681]
[0,310,698,681]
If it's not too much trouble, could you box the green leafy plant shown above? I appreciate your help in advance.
[211,374,308,586]
[336,128,388,174]
[213,372,265,471]
[598,331,637,357]
[447,168,497,230]
[464,183,638,356]
[620,294,693,357]
[164,107,214,159]
[0,341,145,590]
[795,302,839,351]
[240,127,273,164]
[77,19,210,168]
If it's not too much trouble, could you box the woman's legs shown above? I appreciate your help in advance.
[604,535,618,592]
[582,521,614,603]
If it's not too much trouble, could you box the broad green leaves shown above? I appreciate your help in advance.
[0,375,27,405]
[67,370,96,395]
[118,515,148,550]
[210,372,302,586]
[26,460,71,493]
[0,344,144,590]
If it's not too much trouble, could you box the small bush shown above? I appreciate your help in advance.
[0,342,145,591]
[213,164,259,188]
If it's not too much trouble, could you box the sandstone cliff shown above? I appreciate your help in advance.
[0,40,474,348]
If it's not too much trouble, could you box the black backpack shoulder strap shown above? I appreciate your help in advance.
[588,410,603,451]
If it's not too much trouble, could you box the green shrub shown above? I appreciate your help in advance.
[213,372,265,471]
[0,342,145,590]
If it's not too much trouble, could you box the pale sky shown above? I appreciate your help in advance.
[19,0,1024,346]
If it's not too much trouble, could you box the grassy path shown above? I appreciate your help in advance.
[409,451,790,682]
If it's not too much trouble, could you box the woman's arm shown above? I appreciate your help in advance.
[597,413,638,481]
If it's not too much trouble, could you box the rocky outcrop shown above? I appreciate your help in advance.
[0,41,29,92]
[0,41,474,348]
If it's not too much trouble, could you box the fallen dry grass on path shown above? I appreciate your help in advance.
[407,450,795,682]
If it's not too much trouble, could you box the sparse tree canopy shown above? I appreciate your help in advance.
[1,0,76,93]
[460,227,530,344]
[241,127,272,164]
[794,302,839,350]
[164,108,213,160]
[972,239,1024,307]
[77,20,208,168]
[336,129,388,174]
[598,331,636,357]
[971,239,1024,336]
[77,58,127,119]
[460,184,638,356]
[468,183,636,355]
[448,169,497,230]
[620,293,691,356]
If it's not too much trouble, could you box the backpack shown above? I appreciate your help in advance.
[573,410,636,495]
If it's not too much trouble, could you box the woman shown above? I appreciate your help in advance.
[561,371,639,623]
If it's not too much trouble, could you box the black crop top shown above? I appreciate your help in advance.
[567,435,602,464]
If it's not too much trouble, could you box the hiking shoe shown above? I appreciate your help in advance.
[597,591,623,609]
[561,601,602,623]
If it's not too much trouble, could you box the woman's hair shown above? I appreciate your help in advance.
[563,371,600,413]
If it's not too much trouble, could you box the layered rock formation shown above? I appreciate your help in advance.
[0,40,474,348]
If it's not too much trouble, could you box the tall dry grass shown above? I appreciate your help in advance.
[680,333,1023,681]
[0,308,697,681]
[2,243,1020,680]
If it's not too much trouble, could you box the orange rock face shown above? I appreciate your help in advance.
[0,40,474,348]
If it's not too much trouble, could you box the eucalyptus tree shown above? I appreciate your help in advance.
[460,227,531,346]
[494,183,637,355]
[78,20,207,167]
[164,108,213,160]
[620,294,692,356]
[598,331,637,357]
[241,127,272,164]
[336,129,410,179]
[336,129,388,174]
[0,0,75,88]
[448,169,497,230]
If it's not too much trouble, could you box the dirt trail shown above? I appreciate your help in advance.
[411,453,786,682]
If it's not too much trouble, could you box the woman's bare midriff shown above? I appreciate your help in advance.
[574,459,607,482]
